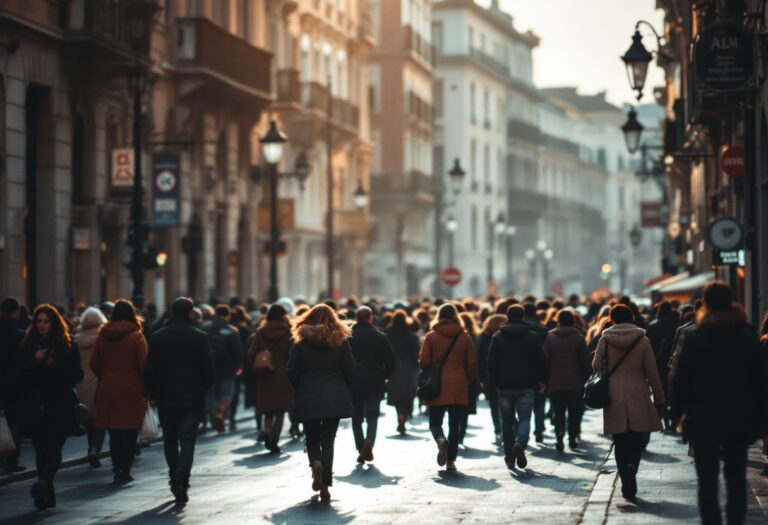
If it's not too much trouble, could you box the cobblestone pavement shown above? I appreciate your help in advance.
[1,400,766,524]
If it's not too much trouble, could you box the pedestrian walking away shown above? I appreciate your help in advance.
[418,304,477,472]
[476,312,507,445]
[202,304,244,433]
[523,302,550,443]
[487,304,547,470]
[385,310,421,435]
[671,281,768,525]
[349,306,395,464]
[0,297,27,474]
[592,304,665,501]
[287,304,356,500]
[17,304,84,511]
[247,303,294,454]
[90,299,148,485]
[144,297,214,504]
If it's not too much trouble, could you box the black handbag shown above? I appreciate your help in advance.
[417,334,461,401]
[583,335,643,410]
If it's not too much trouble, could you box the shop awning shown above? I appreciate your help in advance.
[657,271,716,295]
[646,272,691,293]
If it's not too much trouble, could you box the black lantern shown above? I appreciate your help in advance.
[629,224,642,248]
[353,179,369,209]
[294,151,311,190]
[448,158,466,195]
[622,29,653,101]
[622,108,644,155]
[260,120,287,165]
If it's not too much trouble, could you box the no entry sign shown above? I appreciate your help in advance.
[440,267,462,288]
[721,146,745,178]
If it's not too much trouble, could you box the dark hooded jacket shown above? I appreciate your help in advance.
[203,318,243,381]
[670,306,768,441]
[646,311,678,384]
[349,322,395,399]
[476,314,506,386]
[543,326,591,393]
[385,325,421,405]
[0,316,24,406]
[487,320,546,390]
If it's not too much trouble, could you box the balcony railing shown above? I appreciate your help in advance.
[276,69,301,104]
[406,91,432,125]
[408,170,432,194]
[404,24,434,66]
[332,97,359,130]
[175,17,271,95]
[469,48,509,77]
[301,81,329,112]
[508,119,544,144]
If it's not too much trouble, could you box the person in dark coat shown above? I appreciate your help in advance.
[385,310,421,434]
[419,304,477,472]
[671,282,768,525]
[645,301,678,429]
[0,297,26,474]
[543,310,590,452]
[145,297,214,505]
[488,305,546,470]
[287,304,356,501]
[476,313,507,445]
[202,304,243,432]
[348,307,395,464]
[523,302,549,443]
[247,304,293,453]
[228,305,252,431]
[18,305,84,511]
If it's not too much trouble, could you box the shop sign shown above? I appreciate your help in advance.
[640,203,666,228]
[111,148,134,188]
[151,152,181,227]
[712,249,745,267]
[694,22,755,92]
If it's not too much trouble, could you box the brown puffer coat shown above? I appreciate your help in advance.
[418,319,477,406]
[592,323,665,435]
[90,321,148,430]
[248,320,294,413]
[544,326,591,393]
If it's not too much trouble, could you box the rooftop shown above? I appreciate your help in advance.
[542,87,623,115]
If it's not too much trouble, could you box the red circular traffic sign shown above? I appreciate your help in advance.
[721,146,745,177]
[440,267,462,288]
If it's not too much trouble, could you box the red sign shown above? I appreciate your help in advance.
[721,146,745,177]
[440,267,462,288]
[641,203,664,228]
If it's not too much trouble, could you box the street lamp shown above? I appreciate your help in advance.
[505,225,517,294]
[353,179,369,209]
[445,215,458,298]
[622,108,644,155]
[260,120,287,303]
[293,151,311,190]
[536,240,547,252]
[446,216,458,233]
[621,28,653,101]
[629,224,643,248]
[449,158,466,195]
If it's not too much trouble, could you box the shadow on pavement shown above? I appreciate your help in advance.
[459,447,494,460]
[432,470,501,491]
[384,433,429,441]
[642,449,682,464]
[106,501,185,524]
[507,468,579,494]
[231,444,261,455]
[335,464,403,488]
[233,453,290,469]
[615,497,699,519]
[267,498,355,525]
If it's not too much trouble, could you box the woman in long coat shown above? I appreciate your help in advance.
[419,304,477,472]
[248,304,293,453]
[385,309,421,434]
[287,304,356,501]
[19,304,84,510]
[75,307,107,467]
[90,300,148,485]
[592,304,665,500]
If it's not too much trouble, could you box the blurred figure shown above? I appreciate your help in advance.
[543,310,590,452]
[593,305,665,501]
[671,282,768,525]
[419,304,477,472]
[202,305,243,432]
[229,305,253,431]
[248,304,294,453]
[0,297,26,473]
[19,305,84,510]
[90,300,148,484]
[288,304,356,501]
[646,301,678,430]
[476,312,507,445]
[145,297,214,504]
[74,306,107,468]
[458,312,480,446]
[385,310,421,435]
[349,307,395,464]
[523,302,549,443]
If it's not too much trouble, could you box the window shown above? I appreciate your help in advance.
[483,145,490,190]
[468,26,474,51]
[433,22,443,53]
[483,88,489,128]
[470,83,476,124]
[471,206,477,249]
[433,79,444,118]
[470,139,477,187]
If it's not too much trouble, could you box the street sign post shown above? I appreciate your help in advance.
[440,267,462,288]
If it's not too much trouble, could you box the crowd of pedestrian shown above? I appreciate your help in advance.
[1,281,767,524]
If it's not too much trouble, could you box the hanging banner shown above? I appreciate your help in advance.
[152,152,181,227]
[111,148,134,188]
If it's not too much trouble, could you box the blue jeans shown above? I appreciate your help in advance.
[158,408,202,488]
[497,388,534,456]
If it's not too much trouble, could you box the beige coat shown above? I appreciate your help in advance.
[592,323,665,435]
[75,326,101,413]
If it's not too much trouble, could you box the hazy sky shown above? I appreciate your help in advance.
[480,0,665,107]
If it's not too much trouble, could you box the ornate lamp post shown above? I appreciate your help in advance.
[622,108,644,155]
[260,120,287,303]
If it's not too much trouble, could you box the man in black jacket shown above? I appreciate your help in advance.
[488,305,547,470]
[202,304,243,432]
[523,302,549,443]
[349,307,395,464]
[145,297,214,504]
[0,297,26,473]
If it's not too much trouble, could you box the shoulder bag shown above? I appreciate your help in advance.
[583,335,644,410]
[253,332,288,374]
[417,334,461,401]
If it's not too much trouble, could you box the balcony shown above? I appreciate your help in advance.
[469,48,509,78]
[359,9,376,48]
[276,69,301,105]
[404,24,434,69]
[172,17,272,114]
[370,171,434,210]
[283,81,360,148]
[405,91,432,129]
[508,119,544,145]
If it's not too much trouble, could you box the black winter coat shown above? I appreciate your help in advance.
[385,327,420,405]
[145,317,215,410]
[202,319,243,381]
[287,340,357,422]
[525,317,550,344]
[670,307,768,442]
[646,314,678,383]
[487,320,546,390]
[349,323,395,399]
[0,317,24,406]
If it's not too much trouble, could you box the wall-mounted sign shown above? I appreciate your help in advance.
[707,217,744,251]
[111,148,134,188]
[721,146,745,177]
[694,22,755,93]
[712,249,745,267]
[72,227,91,250]
[152,152,181,227]
[258,198,296,231]
[641,203,667,228]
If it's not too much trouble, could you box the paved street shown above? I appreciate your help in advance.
[1,401,767,524]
